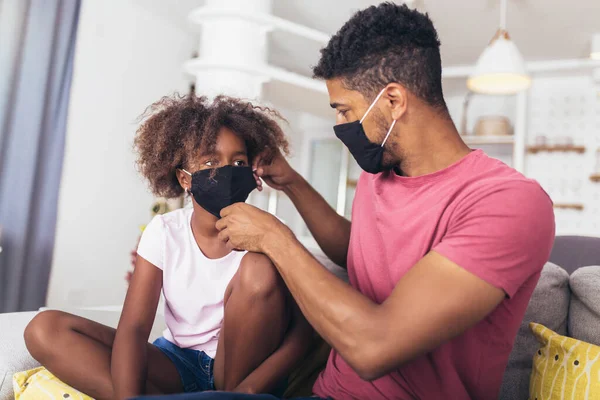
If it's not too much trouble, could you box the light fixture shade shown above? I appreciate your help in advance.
[467,30,531,95]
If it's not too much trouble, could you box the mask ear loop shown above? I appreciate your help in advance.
[360,88,387,124]
[358,88,397,148]
[381,119,397,148]
[180,169,192,194]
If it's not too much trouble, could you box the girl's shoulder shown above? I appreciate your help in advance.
[158,206,192,231]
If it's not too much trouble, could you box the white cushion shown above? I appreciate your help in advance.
[0,312,39,400]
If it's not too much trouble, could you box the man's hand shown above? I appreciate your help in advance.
[253,149,300,192]
[253,149,352,267]
[216,203,292,253]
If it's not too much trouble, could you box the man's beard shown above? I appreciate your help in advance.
[381,147,403,173]
[371,110,402,172]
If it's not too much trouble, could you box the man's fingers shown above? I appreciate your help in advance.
[215,203,252,222]
[217,229,230,244]
[252,151,270,171]
[220,204,235,218]
[252,158,262,171]
[215,217,227,231]
[253,171,263,191]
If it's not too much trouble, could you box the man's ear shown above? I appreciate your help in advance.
[176,169,191,192]
[383,83,408,121]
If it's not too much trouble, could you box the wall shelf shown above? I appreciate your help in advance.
[526,145,586,154]
[443,58,600,79]
[553,203,585,211]
[590,174,600,183]
[188,7,330,44]
[462,135,514,145]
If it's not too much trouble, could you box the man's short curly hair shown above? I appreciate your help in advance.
[134,94,289,198]
[313,2,445,110]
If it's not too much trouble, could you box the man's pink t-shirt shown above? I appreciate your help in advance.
[313,150,555,400]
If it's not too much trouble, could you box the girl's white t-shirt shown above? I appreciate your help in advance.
[136,207,246,358]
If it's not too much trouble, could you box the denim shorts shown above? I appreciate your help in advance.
[153,337,215,392]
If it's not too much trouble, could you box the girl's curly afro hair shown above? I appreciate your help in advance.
[134,93,289,198]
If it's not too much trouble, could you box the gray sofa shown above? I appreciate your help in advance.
[500,236,600,399]
[1,237,599,399]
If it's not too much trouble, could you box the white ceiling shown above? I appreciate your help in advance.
[270,0,600,76]
[141,0,600,76]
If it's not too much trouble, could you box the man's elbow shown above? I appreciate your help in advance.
[346,332,414,381]
[346,344,393,382]
[351,357,388,381]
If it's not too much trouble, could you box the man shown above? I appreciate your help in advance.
[143,3,555,399]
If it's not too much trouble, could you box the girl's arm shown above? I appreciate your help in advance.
[111,256,163,399]
[234,299,314,394]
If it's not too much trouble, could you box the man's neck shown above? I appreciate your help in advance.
[394,110,470,177]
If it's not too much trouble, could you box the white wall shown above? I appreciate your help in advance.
[446,94,517,135]
[47,0,195,308]
[446,74,600,236]
[445,92,517,166]
[525,75,600,236]
[276,110,333,235]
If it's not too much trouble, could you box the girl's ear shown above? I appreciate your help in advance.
[176,169,191,192]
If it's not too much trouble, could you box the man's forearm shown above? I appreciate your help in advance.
[283,174,351,267]
[264,232,384,378]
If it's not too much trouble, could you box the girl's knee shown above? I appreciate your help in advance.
[237,253,284,300]
[24,310,70,360]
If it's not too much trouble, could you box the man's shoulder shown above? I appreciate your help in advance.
[464,154,550,206]
[449,156,554,238]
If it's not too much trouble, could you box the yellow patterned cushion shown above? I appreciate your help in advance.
[13,367,94,400]
[529,322,600,400]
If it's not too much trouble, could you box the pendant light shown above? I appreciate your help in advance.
[467,0,531,94]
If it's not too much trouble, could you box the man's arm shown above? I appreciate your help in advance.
[218,179,554,381]
[264,235,505,380]
[217,204,505,380]
[255,152,350,267]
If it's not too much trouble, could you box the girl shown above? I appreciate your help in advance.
[24,94,312,399]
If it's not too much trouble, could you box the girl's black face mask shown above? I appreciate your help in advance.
[333,88,397,174]
[183,165,257,218]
